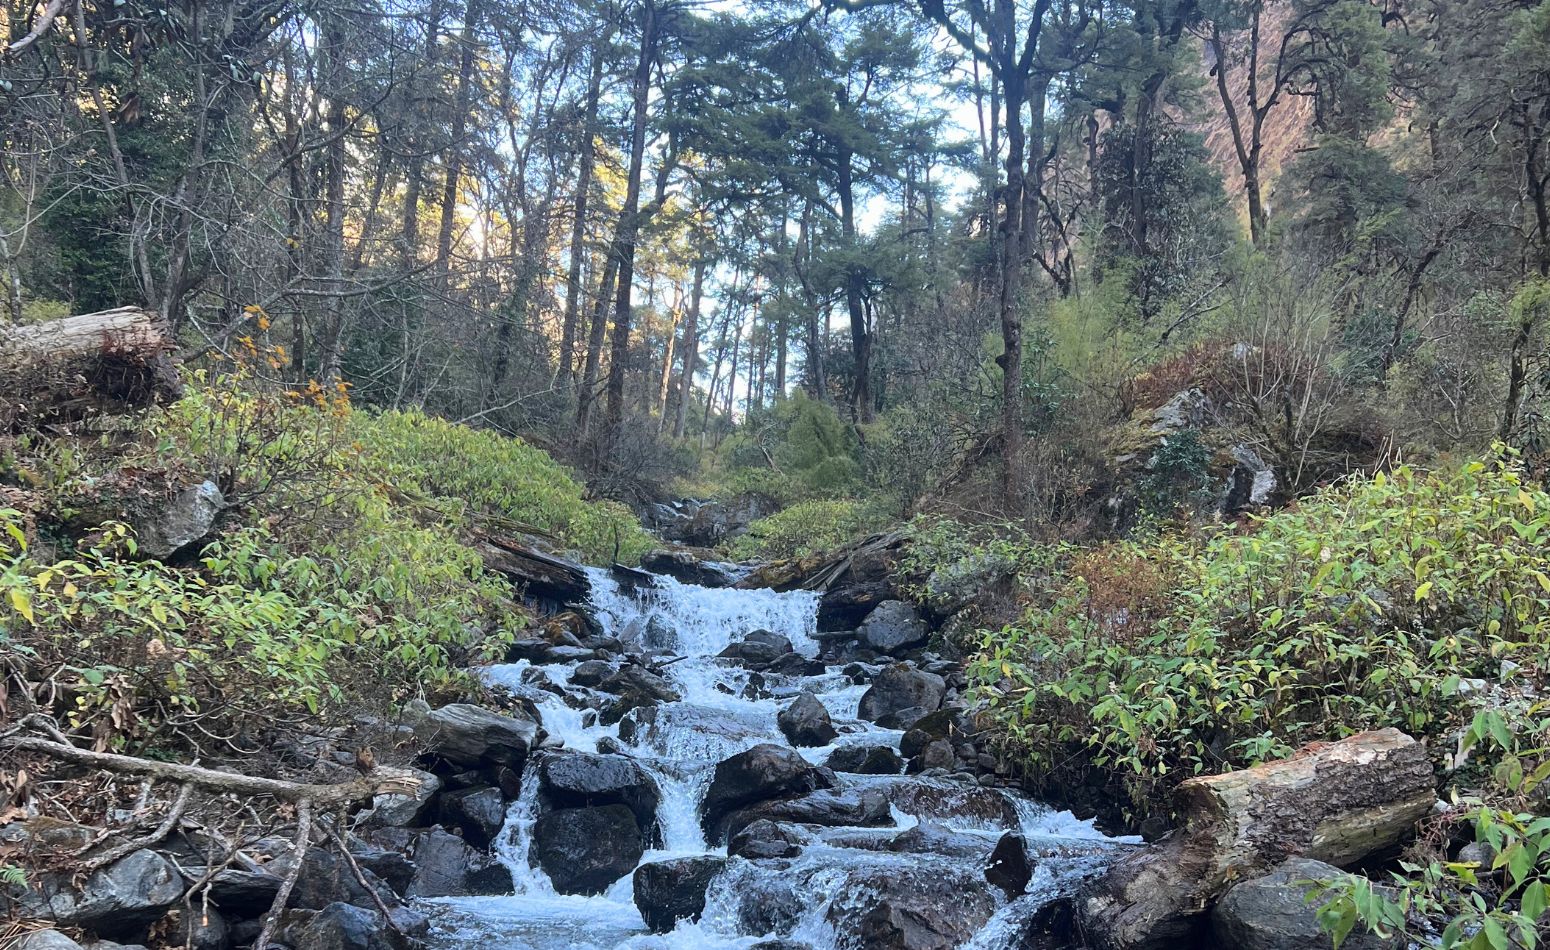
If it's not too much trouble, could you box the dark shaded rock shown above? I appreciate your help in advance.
[632,856,727,933]
[1211,858,1397,950]
[826,745,904,775]
[414,703,540,771]
[537,750,660,833]
[175,904,230,950]
[717,631,793,669]
[907,739,956,773]
[506,639,597,664]
[777,692,838,747]
[532,804,644,895]
[857,665,945,725]
[16,848,183,937]
[640,549,738,588]
[700,744,836,841]
[18,932,86,950]
[598,665,681,724]
[748,942,812,950]
[437,785,506,849]
[763,652,827,676]
[986,832,1033,899]
[298,902,416,950]
[349,846,415,898]
[863,778,1019,829]
[721,787,892,843]
[571,660,613,688]
[207,868,283,914]
[360,828,509,898]
[857,600,929,655]
[876,705,933,731]
[883,823,996,860]
[727,819,809,860]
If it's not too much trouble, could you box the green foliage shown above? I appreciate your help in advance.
[1137,429,1215,519]
[730,498,881,561]
[348,409,652,564]
[718,394,860,504]
[971,451,1550,811]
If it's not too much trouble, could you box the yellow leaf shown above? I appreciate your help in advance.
[9,588,34,623]
[62,581,78,598]
[1521,490,1537,513]
[1415,581,1433,602]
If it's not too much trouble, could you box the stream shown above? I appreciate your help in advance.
[423,567,1136,949]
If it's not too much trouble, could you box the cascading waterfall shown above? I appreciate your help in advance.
[426,566,1133,949]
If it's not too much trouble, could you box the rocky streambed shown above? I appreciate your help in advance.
[422,565,1137,949]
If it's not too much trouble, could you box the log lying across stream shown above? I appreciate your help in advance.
[1,307,182,427]
[1079,728,1437,950]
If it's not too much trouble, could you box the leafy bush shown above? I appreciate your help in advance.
[731,498,881,561]
[971,450,1550,812]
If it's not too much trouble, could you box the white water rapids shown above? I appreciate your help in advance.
[423,567,1134,949]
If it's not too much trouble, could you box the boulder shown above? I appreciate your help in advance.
[506,639,598,664]
[532,804,645,895]
[826,745,903,775]
[777,692,838,747]
[393,827,512,898]
[414,703,541,771]
[570,660,613,688]
[762,652,827,677]
[831,865,999,950]
[131,480,225,559]
[175,905,230,950]
[857,665,945,725]
[536,750,660,834]
[277,846,401,911]
[206,868,283,914]
[598,665,681,724]
[720,787,892,843]
[727,820,809,860]
[985,832,1034,899]
[908,739,956,773]
[17,849,184,937]
[864,777,1019,828]
[857,601,929,655]
[1221,445,1277,514]
[699,744,836,841]
[1211,858,1397,950]
[298,901,416,950]
[436,785,506,849]
[632,856,727,933]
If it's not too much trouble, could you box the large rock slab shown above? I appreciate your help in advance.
[699,744,836,841]
[16,849,184,937]
[720,787,893,843]
[414,703,541,771]
[777,692,838,747]
[857,600,929,655]
[537,750,660,833]
[829,864,1000,950]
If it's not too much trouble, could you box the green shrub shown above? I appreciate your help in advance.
[971,450,1550,813]
[731,498,881,561]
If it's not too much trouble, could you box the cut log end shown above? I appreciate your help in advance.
[1,307,183,428]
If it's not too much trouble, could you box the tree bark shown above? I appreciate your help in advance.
[435,0,482,274]
[672,257,707,438]
[602,0,658,447]
[1079,729,1435,950]
[558,48,606,394]
[1,308,183,427]
[576,252,619,436]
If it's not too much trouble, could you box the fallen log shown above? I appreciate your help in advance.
[0,307,182,427]
[476,533,590,604]
[1078,728,1436,950]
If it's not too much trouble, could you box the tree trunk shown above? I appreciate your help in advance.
[317,15,350,386]
[998,71,1027,499]
[1079,729,1435,950]
[1,308,183,427]
[838,149,872,423]
[400,0,445,265]
[435,0,482,274]
[601,0,657,447]
[672,257,706,438]
[558,49,605,394]
[576,251,619,436]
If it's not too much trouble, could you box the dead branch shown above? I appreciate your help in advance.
[79,781,195,872]
[254,798,312,950]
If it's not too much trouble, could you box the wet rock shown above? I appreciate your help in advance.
[762,652,827,676]
[536,750,660,833]
[414,703,541,771]
[857,600,929,655]
[633,856,727,933]
[298,901,416,950]
[349,845,416,898]
[532,804,645,895]
[570,659,613,688]
[877,705,933,731]
[639,549,738,588]
[598,665,681,724]
[832,865,999,950]
[826,745,903,775]
[777,692,838,747]
[436,785,506,849]
[748,942,812,950]
[362,767,441,828]
[700,744,837,840]
[985,832,1034,899]
[1211,858,1397,950]
[718,630,795,669]
[507,639,598,664]
[857,665,945,725]
[720,787,892,843]
[907,739,956,773]
[883,822,996,860]
[17,848,184,937]
[727,819,809,860]
[864,777,1019,829]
